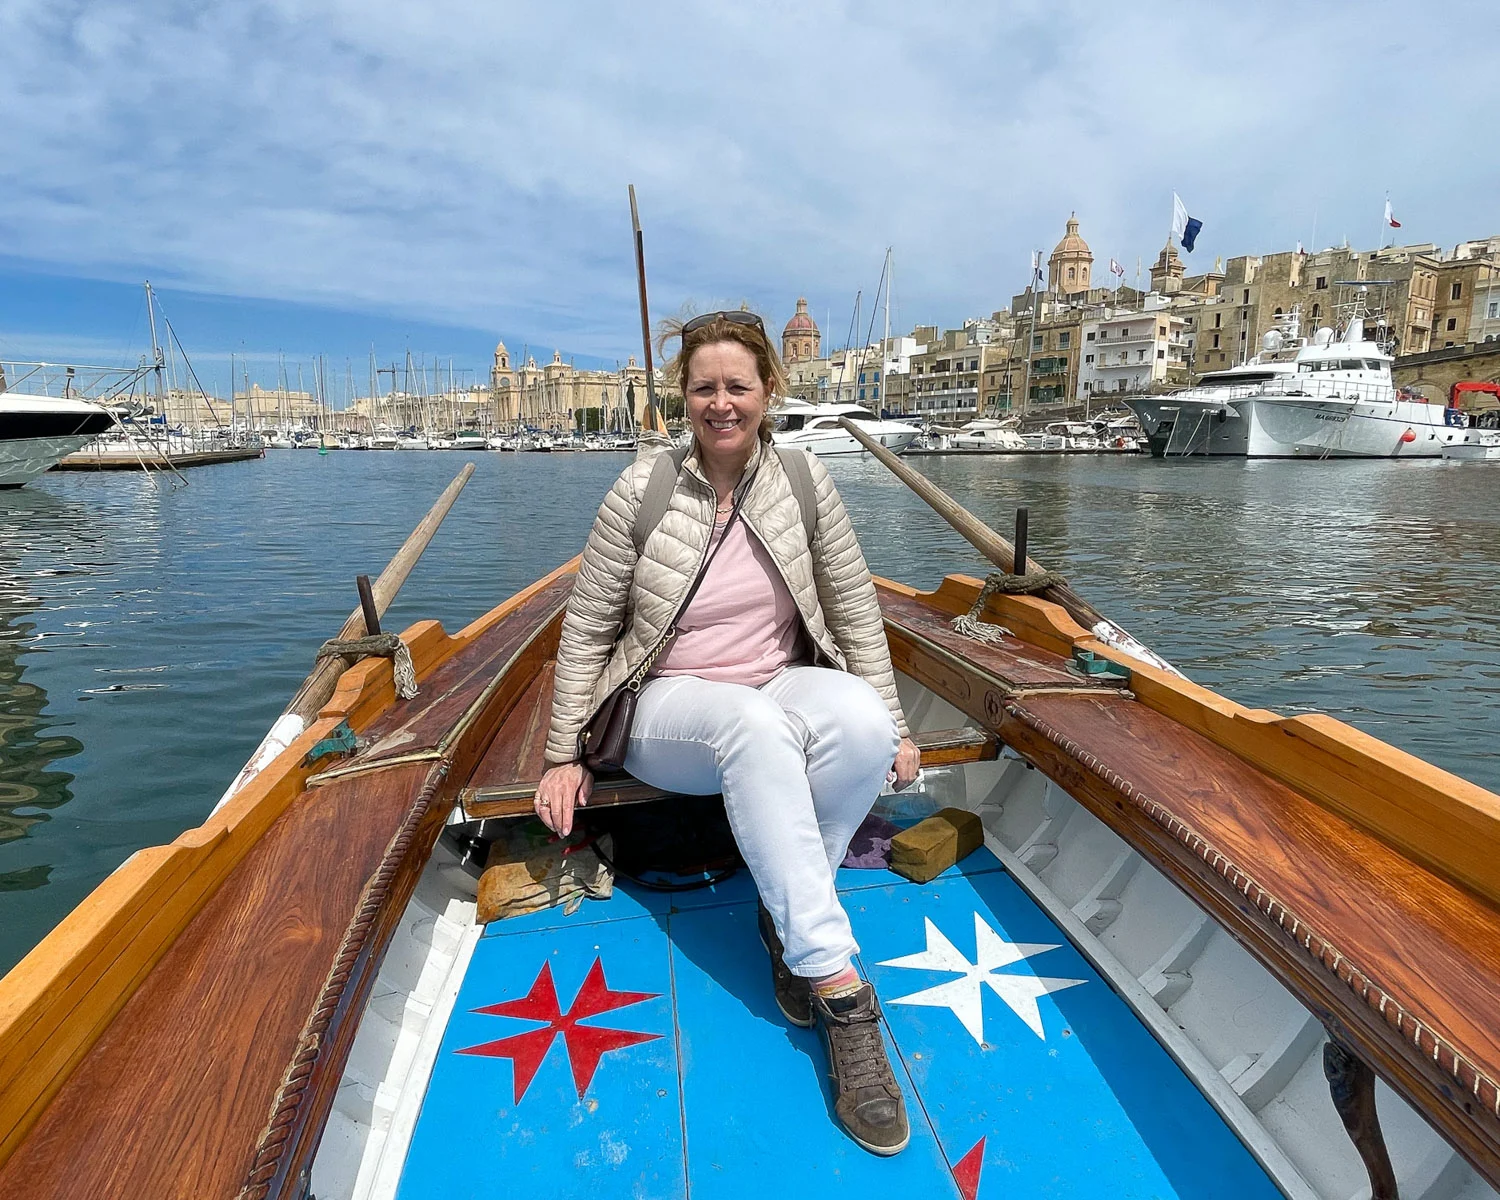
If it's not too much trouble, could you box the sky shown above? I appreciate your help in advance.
[0,0,1495,401]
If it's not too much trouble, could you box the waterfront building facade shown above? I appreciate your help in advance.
[1078,299,1189,399]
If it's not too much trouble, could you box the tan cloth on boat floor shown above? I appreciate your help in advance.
[889,807,984,884]
[476,821,614,924]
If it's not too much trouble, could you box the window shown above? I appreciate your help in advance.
[1489,302,1499,319]
[1157,349,1165,359]
[874,370,880,382]
[872,385,880,399]
[1243,289,1250,303]
[1087,331,1096,342]
[857,387,865,401]
[1452,282,1462,300]
[1214,313,1222,328]
[1316,276,1328,290]
[1158,325,1166,335]
[1032,336,1042,350]
[1212,333,1221,348]
[1099,329,1108,339]
[968,358,978,370]
[1447,318,1457,331]
[858,372,866,384]
[1274,307,1283,316]
[1085,354,1094,364]
[1067,267,1076,283]
[1312,304,1321,320]
[1058,333,1070,349]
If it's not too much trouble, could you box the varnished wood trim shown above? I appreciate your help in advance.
[436,598,568,758]
[900,572,1500,910]
[1000,697,1500,1188]
[0,716,344,1167]
[305,749,445,787]
[238,763,452,1200]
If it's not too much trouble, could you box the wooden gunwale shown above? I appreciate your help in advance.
[913,572,1500,910]
[0,559,577,1185]
[878,572,1500,1190]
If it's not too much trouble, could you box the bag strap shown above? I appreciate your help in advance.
[633,444,816,552]
[774,446,818,547]
[631,446,690,553]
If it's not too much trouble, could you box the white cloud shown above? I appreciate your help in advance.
[0,1,1493,359]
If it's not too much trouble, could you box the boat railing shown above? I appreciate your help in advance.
[0,359,154,403]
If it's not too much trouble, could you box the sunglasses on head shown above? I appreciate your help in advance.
[682,310,766,336]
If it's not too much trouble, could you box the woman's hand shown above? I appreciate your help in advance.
[535,762,593,838]
[891,736,921,791]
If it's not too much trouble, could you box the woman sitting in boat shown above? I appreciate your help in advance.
[535,308,921,1156]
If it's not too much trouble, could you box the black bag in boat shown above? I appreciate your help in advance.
[585,794,743,891]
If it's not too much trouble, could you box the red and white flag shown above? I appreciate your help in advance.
[1384,199,1401,229]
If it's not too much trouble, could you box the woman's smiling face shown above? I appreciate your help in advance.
[685,340,769,470]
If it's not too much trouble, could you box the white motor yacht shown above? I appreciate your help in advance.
[0,391,116,486]
[771,399,918,456]
[1128,305,1468,458]
[928,418,1027,452]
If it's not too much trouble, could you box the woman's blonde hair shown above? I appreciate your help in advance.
[659,309,789,443]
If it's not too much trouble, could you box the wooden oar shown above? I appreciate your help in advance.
[837,417,1179,675]
[215,462,477,807]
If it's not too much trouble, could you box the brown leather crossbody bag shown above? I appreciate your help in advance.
[580,500,742,773]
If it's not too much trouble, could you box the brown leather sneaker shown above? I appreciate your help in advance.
[756,901,813,1028]
[812,982,910,1155]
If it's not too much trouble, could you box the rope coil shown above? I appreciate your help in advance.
[950,569,1069,644]
[315,632,418,699]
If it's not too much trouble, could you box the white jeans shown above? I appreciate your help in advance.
[624,666,900,977]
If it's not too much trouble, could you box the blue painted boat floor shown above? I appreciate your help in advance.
[396,847,1283,1199]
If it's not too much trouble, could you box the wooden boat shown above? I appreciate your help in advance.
[4,466,1500,1200]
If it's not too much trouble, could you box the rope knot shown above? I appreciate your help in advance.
[949,568,1068,644]
[315,632,418,699]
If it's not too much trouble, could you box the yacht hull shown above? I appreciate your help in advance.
[0,395,115,485]
[773,427,918,456]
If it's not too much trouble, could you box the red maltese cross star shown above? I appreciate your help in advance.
[457,957,662,1103]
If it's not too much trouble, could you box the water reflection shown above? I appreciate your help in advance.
[0,490,84,888]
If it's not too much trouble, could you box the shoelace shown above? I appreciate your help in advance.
[831,1012,894,1091]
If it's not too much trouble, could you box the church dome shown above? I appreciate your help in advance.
[1053,214,1091,258]
[783,297,818,335]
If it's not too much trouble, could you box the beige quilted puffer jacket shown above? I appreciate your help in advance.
[544,437,909,764]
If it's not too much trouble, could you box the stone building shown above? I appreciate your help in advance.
[904,329,1013,420]
[1433,240,1500,348]
[782,298,821,364]
[488,347,649,431]
[1393,341,1500,406]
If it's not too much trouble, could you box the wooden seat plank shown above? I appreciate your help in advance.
[460,725,1001,821]
[997,688,1500,1187]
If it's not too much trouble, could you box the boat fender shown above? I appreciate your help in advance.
[302,718,360,765]
[631,446,817,551]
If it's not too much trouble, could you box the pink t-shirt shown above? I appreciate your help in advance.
[651,512,805,687]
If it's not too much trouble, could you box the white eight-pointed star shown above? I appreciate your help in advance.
[878,912,1086,1043]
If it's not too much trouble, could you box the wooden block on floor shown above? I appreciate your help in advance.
[890,807,984,884]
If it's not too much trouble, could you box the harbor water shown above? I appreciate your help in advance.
[1,450,1497,973]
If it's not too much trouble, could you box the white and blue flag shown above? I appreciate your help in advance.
[1172,193,1203,252]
